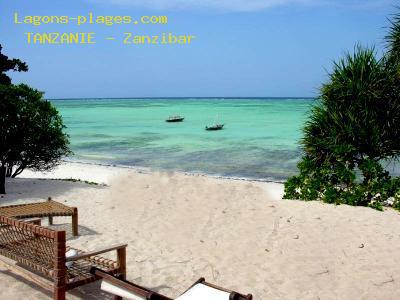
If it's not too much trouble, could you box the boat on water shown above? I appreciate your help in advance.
[205,114,224,130]
[205,124,224,131]
[166,116,184,122]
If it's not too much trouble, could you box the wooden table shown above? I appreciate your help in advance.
[0,198,78,236]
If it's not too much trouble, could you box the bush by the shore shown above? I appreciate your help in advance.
[284,11,400,210]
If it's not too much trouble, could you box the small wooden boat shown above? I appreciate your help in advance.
[205,124,224,131]
[166,116,184,122]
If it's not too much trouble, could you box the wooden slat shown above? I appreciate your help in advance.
[66,244,128,262]
[54,230,66,300]
[117,247,126,279]
[72,208,78,236]
[0,215,56,238]
[0,255,53,291]
[202,280,253,300]
[24,218,42,226]
[92,268,172,300]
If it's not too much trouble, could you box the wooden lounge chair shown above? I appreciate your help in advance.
[91,268,253,300]
[0,215,127,300]
[0,197,79,236]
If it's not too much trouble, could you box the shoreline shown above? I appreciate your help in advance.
[55,159,286,184]
[60,158,287,184]
[16,160,286,201]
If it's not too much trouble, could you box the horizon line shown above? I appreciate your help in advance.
[47,96,317,100]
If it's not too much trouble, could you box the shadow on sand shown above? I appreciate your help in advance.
[48,223,98,240]
[1,177,106,205]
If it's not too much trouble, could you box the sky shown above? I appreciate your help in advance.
[0,0,397,98]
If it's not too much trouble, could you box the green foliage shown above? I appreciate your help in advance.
[368,201,383,211]
[284,11,400,210]
[0,44,28,85]
[0,84,71,193]
[284,157,400,210]
[386,9,400,65]
[303,46,400,163]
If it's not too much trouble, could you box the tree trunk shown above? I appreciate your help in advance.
[0,166,6,194]
[11,165,24,178]
[6,164,12,177]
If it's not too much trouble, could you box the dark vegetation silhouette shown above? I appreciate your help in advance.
[0,45,70,194]
[0,44,28,85]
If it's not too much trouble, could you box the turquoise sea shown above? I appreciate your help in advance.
[51,98,314,181]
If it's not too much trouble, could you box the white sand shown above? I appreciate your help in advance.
[1,161,400,299]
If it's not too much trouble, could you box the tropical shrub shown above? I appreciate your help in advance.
[284,12,400,210]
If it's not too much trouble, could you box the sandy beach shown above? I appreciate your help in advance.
[1,161,400,299]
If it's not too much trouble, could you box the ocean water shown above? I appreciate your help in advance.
[51,98,314,181]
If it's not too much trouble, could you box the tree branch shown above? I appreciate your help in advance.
[11,165,25,178]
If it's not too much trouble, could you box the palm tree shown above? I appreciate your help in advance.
[303,46,400,171]
[386,9,400,65]
[284,9,400,208]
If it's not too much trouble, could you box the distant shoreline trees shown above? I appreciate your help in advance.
[0,45,70,194]
[284,11,400,210]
